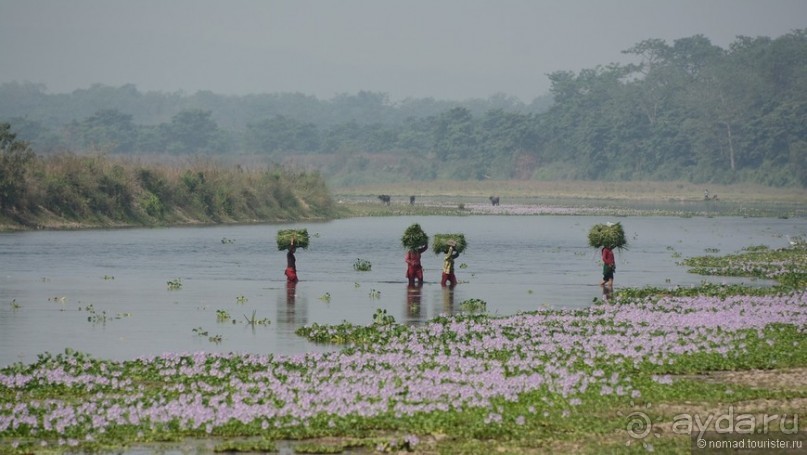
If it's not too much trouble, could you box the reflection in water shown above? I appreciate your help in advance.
[442,286,456,315]
[286,281,297,305]
[600,284,613,302]
[277,281,307,325]
[405,284,423,321]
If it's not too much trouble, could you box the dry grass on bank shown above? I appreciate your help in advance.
[333,180,807,204]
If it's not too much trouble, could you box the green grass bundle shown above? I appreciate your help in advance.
[276,229,310,250]
[588,222,628,250]
[433,233,467,254]
[401,223,429,250]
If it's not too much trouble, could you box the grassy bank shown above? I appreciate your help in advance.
[0,243,805,454]
[0,154,338,231]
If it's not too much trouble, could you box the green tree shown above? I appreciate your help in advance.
[0,123,35,211]
[161,109,226,154]
[245,115,320,154]
[68,109,138,153]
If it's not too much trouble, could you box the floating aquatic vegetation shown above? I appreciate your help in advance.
[353,258,372,271]
[81,304,106,324]
[683,241,807,287]
[459,298,487,314]
[214,439,277,452]
[166,278,182,290]
[216,309,231,322]
[192,327,223,343]
[372,308,395,325]
[243,310,270,327]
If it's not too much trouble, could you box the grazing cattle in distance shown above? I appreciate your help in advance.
[489,196,500,206]
[378,195,391,205]
[410,195,416,205]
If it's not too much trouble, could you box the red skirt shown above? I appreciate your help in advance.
[406,265,423,281]
[285,267,298,282]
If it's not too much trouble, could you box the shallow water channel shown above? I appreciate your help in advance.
[1,215,804,367]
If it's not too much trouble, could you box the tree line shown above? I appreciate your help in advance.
[1,31,804,187]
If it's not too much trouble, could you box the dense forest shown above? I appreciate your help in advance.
[1,31,805,187]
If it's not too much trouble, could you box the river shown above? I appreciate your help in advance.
[1,215,803,367]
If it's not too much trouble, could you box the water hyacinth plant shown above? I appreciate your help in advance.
[166,277,182,290]
[459,298,487,314]
[683,241,807,288]
[353,258,372,272]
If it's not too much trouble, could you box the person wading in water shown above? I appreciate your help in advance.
[600,245,615,289]
[441,241,460,288]
[285,236,298,283]
[405,242,428,286]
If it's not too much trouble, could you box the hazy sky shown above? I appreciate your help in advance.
[1,0,805,102]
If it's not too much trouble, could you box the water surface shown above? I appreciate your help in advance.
[1,215,803,367]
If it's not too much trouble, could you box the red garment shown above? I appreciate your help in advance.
[285,266,298,282]
[441,272,457,287]
[601,247,615,266]
[406,265,423,282]
[405,245,427,284]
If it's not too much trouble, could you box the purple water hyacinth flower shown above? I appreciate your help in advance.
[0,291,805,448]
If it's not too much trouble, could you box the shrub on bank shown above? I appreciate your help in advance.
[2,153,337,228]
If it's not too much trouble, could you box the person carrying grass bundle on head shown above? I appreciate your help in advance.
[441,240,460,288]
[401,223,429,286]
[285,236,298,283]
[588,222,625,289]
[277,229,308,283]
[600,244,615,288]
[405,242,428,286]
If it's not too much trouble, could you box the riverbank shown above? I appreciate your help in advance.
[0,154,339,232]
[0,242,805,454]
[3,179,805,232]
[334,180,807,204]
[335,180,807,219]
